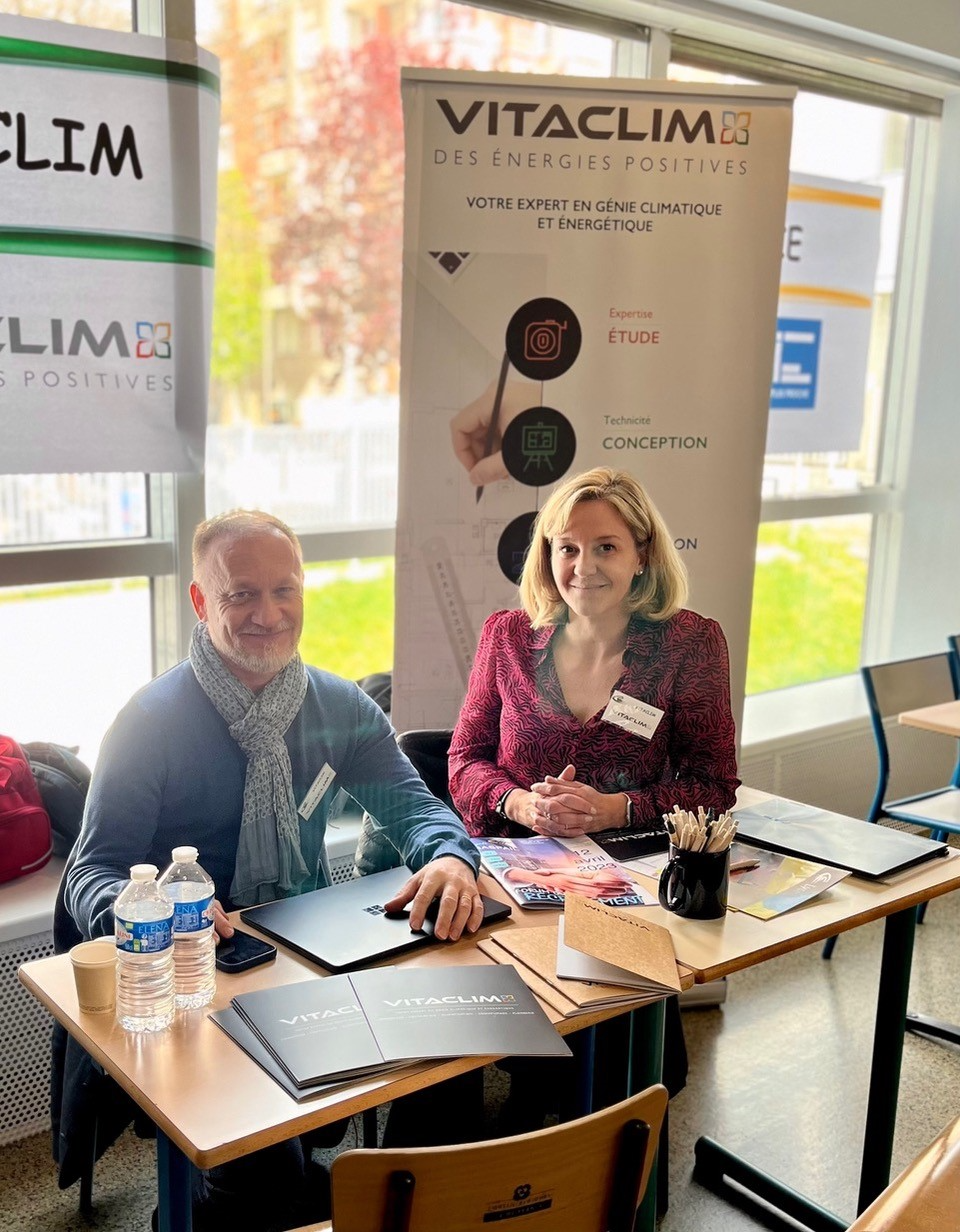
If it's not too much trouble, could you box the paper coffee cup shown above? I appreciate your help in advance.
[70,939,117,1013]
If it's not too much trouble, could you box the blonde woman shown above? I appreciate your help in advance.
[450,466,739,837]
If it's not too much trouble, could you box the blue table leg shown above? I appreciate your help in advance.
[156,1131,193,1232]
[575,1025,596,1117]
[629,999,665,1232]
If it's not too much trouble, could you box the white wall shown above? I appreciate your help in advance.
[890,94,960,658]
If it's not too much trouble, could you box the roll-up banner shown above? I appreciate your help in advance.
[395,70,795,732]
[0,15,219,474]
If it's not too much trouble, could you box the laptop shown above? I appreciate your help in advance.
[240,866,511,973]
[733,797,949,880]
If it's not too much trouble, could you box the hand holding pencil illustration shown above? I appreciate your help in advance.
[449,366,538,495]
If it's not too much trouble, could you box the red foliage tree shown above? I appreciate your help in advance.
[277,35,458,395]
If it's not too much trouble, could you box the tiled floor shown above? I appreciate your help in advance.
[3,887,959,1232]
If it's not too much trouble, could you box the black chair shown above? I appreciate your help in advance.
[862,652,960,839]
[948,634,960,690]
[824,650,960,960]
[397,729,456,810]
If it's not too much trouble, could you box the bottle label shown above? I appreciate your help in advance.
[172,895,215,934]
[116,917,173,953]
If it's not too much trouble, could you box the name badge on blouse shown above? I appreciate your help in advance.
[601,691,664,741]
[298,763,336,820]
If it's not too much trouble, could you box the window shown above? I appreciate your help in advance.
[669,61,921,697]
[197,0,617,538]
[2,0,949,757]
[0,578,153,764]
[193,0,622,680]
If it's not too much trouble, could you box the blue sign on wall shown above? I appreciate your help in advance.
[771,317,822,410]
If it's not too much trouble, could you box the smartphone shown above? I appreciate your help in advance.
[215,932,277,973]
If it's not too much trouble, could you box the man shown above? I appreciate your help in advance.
[60,509,484,1229]
[67,508,482,938]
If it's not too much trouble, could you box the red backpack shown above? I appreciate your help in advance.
[0,734,54,883]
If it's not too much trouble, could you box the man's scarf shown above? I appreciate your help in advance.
[189,622,309,906]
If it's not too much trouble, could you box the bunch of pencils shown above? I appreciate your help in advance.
[662,806,737,853]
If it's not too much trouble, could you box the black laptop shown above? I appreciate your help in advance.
[733,797,949,880]
[240,865,511,973]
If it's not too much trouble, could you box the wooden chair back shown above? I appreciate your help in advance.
[328,1083,668,1232]
[846,1113,960,1231]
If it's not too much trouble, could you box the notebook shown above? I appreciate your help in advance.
[733,798,948,880]
[240,865,511,972]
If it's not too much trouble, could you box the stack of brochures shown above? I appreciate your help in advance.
[478,894,682,1015]
[473,835,654,909]
[211,964,570,1100]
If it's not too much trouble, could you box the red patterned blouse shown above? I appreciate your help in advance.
[449,607,740,836]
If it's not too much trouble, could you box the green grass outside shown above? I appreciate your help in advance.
[300,560,395,680]
[2,531,868,694]
[745,519,869,695]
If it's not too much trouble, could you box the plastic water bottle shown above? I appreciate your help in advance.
[158,845,217,1009]
[114,864,175,1033]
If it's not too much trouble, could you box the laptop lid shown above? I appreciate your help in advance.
[240,866,511,973]
[733,797,948,880]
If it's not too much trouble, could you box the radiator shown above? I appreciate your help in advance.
[0,929,56,1145]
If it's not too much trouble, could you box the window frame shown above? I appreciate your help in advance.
[4,0,956,745]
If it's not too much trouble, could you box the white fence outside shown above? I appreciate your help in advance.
[0,400,399,547]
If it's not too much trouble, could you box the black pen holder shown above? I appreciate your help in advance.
[658,845,729,920]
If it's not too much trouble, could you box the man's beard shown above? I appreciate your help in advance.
[223,627,300,679]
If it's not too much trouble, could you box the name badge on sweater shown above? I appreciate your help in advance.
[298,763,336,819]
[601,691,664,740]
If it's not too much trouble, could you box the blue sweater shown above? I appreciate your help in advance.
[67,662,479,939]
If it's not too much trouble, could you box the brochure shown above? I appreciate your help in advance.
[477,897,681,1014]
[725,842,851,920]
[209,1006,386,1103]
[229,964,570,1090]
[560,894,682,995]
[473,835,652,909]
[478,928,651,1014]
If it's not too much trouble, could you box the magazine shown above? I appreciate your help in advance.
[473,835,653,909]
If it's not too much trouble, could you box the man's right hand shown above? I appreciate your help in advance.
[213,899,234,943]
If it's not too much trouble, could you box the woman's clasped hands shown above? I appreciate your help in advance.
[522,763,628,837]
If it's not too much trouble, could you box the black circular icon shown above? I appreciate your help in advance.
[497,511,539,585]
[501,407,577,487]
[505,297,581,381]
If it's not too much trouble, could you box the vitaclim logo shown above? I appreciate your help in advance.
[383,995,517,1007]
[0,317,172,358]
[437,99,751,145]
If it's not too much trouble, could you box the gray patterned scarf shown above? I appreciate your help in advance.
[189,622,309,906]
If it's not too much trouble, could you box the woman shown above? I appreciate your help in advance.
[449,466,739,837]
[449,466,739,1135]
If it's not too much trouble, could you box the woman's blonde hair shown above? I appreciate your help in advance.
[519,467,688,627]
